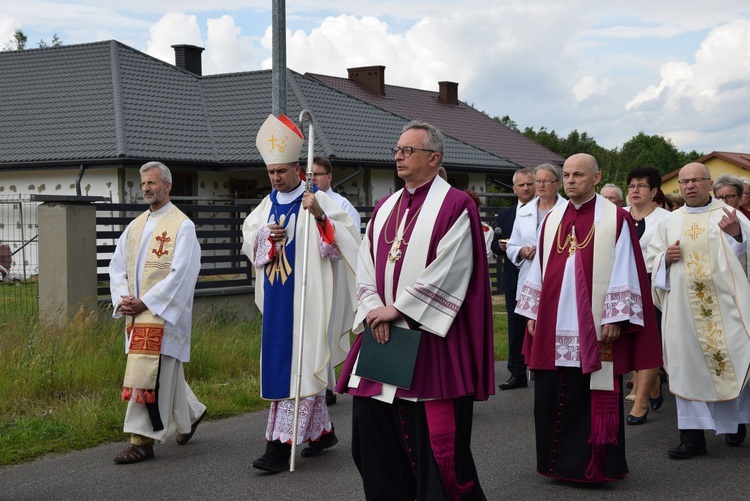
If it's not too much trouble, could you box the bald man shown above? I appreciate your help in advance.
[516,153,661,483]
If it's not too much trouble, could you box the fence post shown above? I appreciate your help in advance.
[35,196,103,327]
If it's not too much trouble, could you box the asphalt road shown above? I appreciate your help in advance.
[1,362,748,500]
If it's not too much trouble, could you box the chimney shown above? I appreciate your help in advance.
[347,65,386,96]
[438,81,459,105]
[172,44,205,76]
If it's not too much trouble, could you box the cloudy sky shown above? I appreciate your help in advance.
[2,1,749,154]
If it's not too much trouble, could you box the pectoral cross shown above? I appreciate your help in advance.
[152,231,171,258]
[567,232,577,257]
[388,237,403,263]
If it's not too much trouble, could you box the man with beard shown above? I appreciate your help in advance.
[109,161,206,464]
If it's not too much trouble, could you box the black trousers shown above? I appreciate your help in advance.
[505,291,527,378]
[351,396,485,501]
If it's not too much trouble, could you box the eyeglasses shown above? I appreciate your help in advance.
[717,194,739,202]
[627,183,650,190]
[391,146,436,158]
[312,172,329,177]
[677,177,710,185]
[534,179,558,185]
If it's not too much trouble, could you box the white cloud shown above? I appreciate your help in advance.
[573,76,615,101]
[145,12,203,65]
[626,19,750,138]
[204,15,256,73]
[0,17,20,48]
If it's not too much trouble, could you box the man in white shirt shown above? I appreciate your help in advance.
[312,156,361,231]
[311,155,361,406]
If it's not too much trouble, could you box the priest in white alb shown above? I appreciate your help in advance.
[109,161,206,464]
[648,162,750,459]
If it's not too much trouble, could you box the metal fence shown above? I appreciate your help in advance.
[96,198,255,297]
[0,195,39,323]
[0,197,506,325]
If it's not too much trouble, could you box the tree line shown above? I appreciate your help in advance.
[2,28,62,51]
[495,115,703,186]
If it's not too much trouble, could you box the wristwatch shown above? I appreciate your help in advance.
[315,213,326,222]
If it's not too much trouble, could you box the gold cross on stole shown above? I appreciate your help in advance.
[685,223,705,241]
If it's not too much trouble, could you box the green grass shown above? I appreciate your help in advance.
[0,305,265,465]
[0,299,509,466]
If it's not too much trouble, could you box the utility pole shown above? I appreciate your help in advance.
[271,0,287,116]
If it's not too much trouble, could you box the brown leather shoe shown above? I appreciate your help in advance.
[176,409,206,445]
[113,443,154,464]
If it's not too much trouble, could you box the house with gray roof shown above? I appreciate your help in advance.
[0,40,520,208]
[307,66,565,173]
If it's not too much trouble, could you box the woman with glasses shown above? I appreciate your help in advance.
[623,166,671,425]
[714,174,750,220]
[506,163,567,313]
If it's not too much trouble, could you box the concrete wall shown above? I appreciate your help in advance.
[37,202,98,326]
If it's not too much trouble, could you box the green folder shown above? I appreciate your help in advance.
[355,323,422,389]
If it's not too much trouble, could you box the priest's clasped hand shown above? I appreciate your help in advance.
[118,295,148,316]
[367,306,400,344]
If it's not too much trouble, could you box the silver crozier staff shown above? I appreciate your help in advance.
[290,109,315,472]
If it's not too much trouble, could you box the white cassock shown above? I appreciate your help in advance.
[649,199,750,434]
[109,202,205,442]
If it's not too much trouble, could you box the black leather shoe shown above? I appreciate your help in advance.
[252,441,291,473]
[499,376,528,390]
[726,424,746,447]
[668,442,707,459]
[301,429,339,458]
[626,409,648,425]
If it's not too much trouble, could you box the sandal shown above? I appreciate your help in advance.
[113,443,154,464]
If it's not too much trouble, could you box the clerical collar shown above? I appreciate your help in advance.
[571,193,596,210]
[276,181,305,204]
[404,177,436,196]
[685,197,715,214]
[148,201,173,220]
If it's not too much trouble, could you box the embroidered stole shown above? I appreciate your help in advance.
[542,197,617,391]
[680,210,738,396]
[376,177,450,313]
[122,206,187,404]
